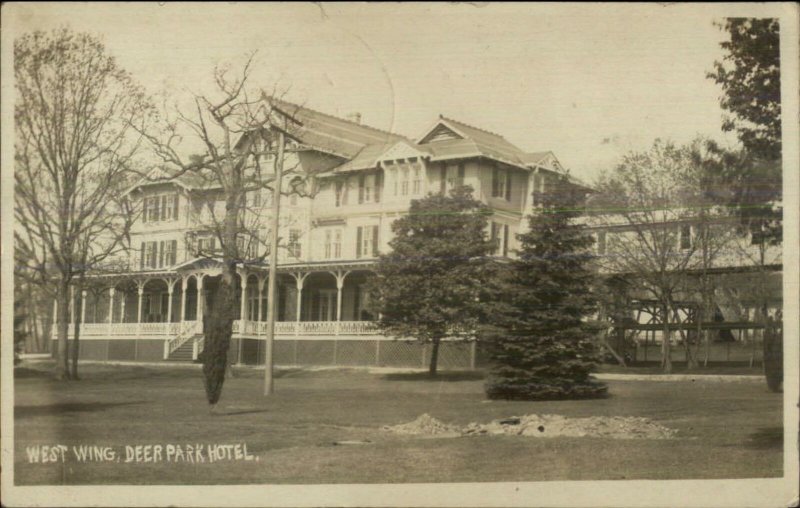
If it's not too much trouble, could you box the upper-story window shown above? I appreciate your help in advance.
[492,168,511,200]
[324,228,342,259]
[143,194,179,223]
[532,174,545,207]
[196,236,217,256]
[447,164,465,191]
[400,168,409,196]
[247,190,261,209]
[413,165,422,194]
[288,229,302,259]
[679,224,693,250]
[359,172,382,203]
[140,239,178,269]
[356,225,379,258]
[335,181,345,207]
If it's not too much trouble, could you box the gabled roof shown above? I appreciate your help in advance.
[267,98,409,159]
[417,116,532,169]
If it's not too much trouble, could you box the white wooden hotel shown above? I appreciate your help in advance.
[59,101,576,368]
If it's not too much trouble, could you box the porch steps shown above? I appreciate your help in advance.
[168,338,197,362]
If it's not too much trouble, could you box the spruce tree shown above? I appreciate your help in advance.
[484,176,606,400]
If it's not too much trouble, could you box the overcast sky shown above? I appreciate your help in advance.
[6,3,787,182]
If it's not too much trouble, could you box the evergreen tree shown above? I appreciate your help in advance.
[484,177,606,400]
[370,185,496,376]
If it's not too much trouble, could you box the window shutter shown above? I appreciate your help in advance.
[492,168,499,197]
[502,225,509,256]
[504,170,512,201]
[458,164,465,186]
[140,242,145,269]
[173,195,179,221]
[356,227,363,258]
[358,175,365,204]
[375,171,383,203]
[142,198,148,223]
[439,165,446,194]
[372,225,379,257]
[335,182,342,207]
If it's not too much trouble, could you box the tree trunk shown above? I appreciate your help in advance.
[70,286,84,380]
[429,338,440,376]
[56,280,71,380]
[201,270,236,406]
[661,303,672,374]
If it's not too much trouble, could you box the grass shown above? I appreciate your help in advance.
[13,361,782,485]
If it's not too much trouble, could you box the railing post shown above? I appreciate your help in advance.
[294,273,306,337]
[136,284,144,338]
[107,287,115,339]
[166,281,174,337]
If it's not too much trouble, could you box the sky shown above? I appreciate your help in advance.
[5,2,784,183]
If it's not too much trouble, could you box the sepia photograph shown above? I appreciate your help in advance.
[1,3,798,507]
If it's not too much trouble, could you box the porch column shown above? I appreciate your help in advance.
[136,284,144,337]
[107,287,115,337]
[166,281,174,335]
[196,276,204,325]
[294,272,308,337]
[240,273,248,322]
[334,271,350,336]
[180,278,187,332]
[257,277,265,327]
[120,292,126,323]
[80,290,87,326]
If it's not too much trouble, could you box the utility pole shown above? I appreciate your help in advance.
[263,129,285,395]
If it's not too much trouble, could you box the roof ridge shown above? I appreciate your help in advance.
[272,97,409,141]
[439,115,508,140]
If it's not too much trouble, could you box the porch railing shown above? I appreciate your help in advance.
[57,319,379,339]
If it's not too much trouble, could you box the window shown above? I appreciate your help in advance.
[532,174,543,207]
[139,239,177,269]
[359,173,381,203]
[288,229,302,259]
[401,168,410,196]
[412,165,422,194]
[335,181,345,207]
[248,190,261,209]
[143,194,179,223]
[490,222,509,256]
[679,224,692,250]
[356,225,379,258]
[492,168,511,200]
[446,164,465,191]
[596,231,607,255]
[324,228,342,259]
[197,237,216,255]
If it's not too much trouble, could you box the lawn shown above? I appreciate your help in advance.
[13,361,783,485]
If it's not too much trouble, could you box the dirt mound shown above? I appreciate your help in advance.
[385,414,676,440]
[382,413,461,436]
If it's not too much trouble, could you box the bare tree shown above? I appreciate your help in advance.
[14,28,151,380]
[136,55,318,408]
[591,139,734,372]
